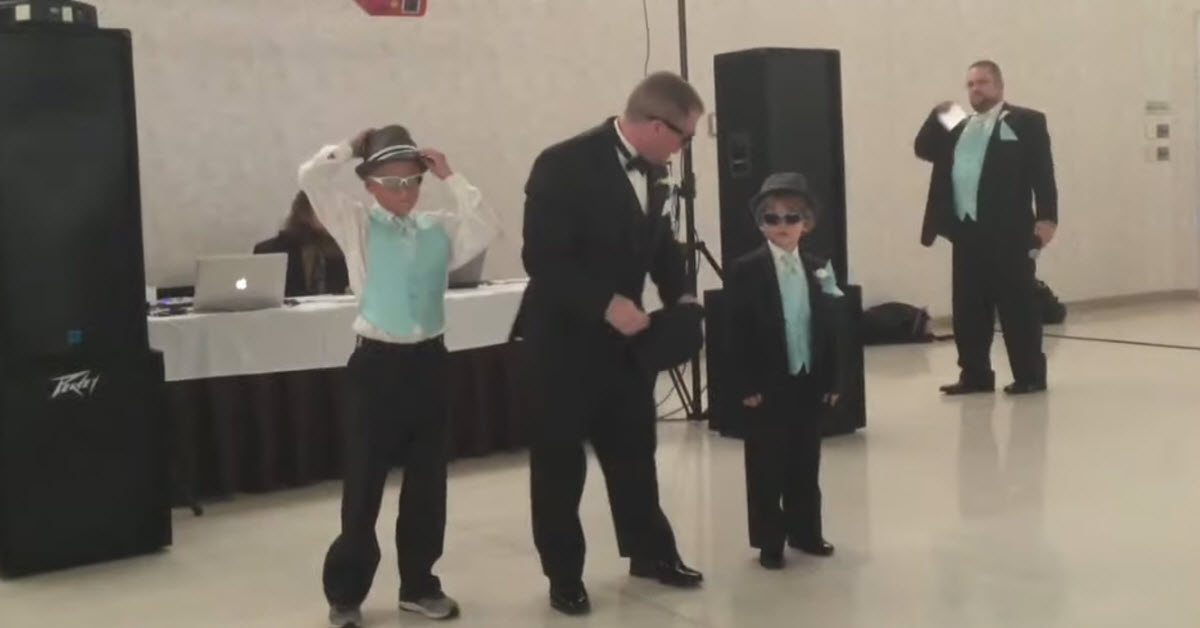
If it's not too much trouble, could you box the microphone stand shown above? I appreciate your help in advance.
[665,0,722,421]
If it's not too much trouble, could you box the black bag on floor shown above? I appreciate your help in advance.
[861,302,934,345]
[1034,279,1067,324]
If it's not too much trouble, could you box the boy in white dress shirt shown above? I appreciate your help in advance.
[299,125,498,627]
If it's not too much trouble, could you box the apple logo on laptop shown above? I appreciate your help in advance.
[235,277,248,291]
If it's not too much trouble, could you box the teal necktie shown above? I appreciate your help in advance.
[778,254,812,375]
[952,115,991,222]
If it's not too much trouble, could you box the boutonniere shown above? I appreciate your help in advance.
[814,267,830,280]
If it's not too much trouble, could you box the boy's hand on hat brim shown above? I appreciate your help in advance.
[350,129,373,159]
[419,148,453,180]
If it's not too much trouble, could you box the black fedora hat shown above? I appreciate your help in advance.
[354,125,426,178]
[748,172,817,217]
[631,302,705,373]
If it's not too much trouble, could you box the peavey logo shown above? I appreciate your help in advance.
[49,370,102,400]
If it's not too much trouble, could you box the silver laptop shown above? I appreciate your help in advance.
[194,253,287,312]
[448,250,486,289]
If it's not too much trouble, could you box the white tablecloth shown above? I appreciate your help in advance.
[148,281,526,382]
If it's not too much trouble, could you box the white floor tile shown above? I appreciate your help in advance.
[3,299,1199,627]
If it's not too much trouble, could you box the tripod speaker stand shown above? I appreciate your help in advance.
[661,0,718,422]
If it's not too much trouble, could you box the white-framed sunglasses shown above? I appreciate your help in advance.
[369,173,424,191]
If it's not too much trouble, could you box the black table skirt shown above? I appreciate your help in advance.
[167,342,528,503]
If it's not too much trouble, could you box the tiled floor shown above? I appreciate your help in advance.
[2,299,1199,627]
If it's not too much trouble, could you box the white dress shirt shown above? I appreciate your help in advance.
[766,240,844,297]
[970,100,1005,134]
[614,118,648,213]
[298,142,500,344]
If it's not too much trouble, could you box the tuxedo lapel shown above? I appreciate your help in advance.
[950,121,968,142]
[644,164,671,242]
[983,104,1018,166]
[754,247,787,345]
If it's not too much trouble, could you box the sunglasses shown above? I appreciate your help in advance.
[652,117,694,146]
[760,212,808,226]
[369,173,424,191]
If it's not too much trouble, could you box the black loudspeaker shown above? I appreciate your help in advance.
[705,286,866,438]
[825,284,867,436]
[0,1,99,27]
[0,25,170,577]
[0,353,171,576]
[714,48,847,280]
[0,26,148,359]
[702,289,740,435]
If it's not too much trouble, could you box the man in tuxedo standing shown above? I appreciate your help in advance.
[914,60,1059,395]
[517,72,705,615]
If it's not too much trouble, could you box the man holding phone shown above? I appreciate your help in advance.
[914,60,1059,396]
[299,125,499,627]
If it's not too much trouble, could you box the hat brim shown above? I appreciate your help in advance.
[748,186,817,216]
[354,154,427,179]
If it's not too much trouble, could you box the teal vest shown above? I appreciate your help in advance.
[777,254,813,375]
[359,206,450,337]
[777,255,843,375]
[952,116,992,221]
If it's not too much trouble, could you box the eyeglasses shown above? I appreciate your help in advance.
[369,174,424,191]
[652,117,694,147]
[760,213,808,226]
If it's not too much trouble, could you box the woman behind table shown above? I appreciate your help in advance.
[253,191,350,297]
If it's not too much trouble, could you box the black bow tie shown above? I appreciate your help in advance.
[625,154,651,176]
[615,134,651,176]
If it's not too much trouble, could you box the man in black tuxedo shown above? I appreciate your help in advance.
[517,72,704,615]
[914,60,1059,395]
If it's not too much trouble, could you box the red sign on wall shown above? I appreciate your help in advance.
[354,0,427,17]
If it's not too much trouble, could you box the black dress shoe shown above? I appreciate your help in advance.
[629,558,704,588]
[788,538,835,557]
[758,549,784,570]
[939,381,995,395]
[1004,381,1047,395]
[549,582,590,616]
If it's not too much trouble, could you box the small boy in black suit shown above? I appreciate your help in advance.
[725,172,852,569]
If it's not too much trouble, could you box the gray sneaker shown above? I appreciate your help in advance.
[328,606,363,628]
[399,592,460,620]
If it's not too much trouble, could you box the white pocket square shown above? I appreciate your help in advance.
[999,121,1019,141]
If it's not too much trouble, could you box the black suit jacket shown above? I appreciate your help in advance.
[516,118,685,360]
[252,232,349,297]
[914,103,1058,247]
[725,245,852,403]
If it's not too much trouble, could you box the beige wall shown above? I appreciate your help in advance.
[686,0,1199,313]
[111,0,1198,315]
[109,0,681,289]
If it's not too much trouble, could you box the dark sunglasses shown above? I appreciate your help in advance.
[760,213,807,226]
[652,117,693,146]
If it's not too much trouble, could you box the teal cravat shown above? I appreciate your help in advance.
[777,254,812,375]
[952,115,992,222]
